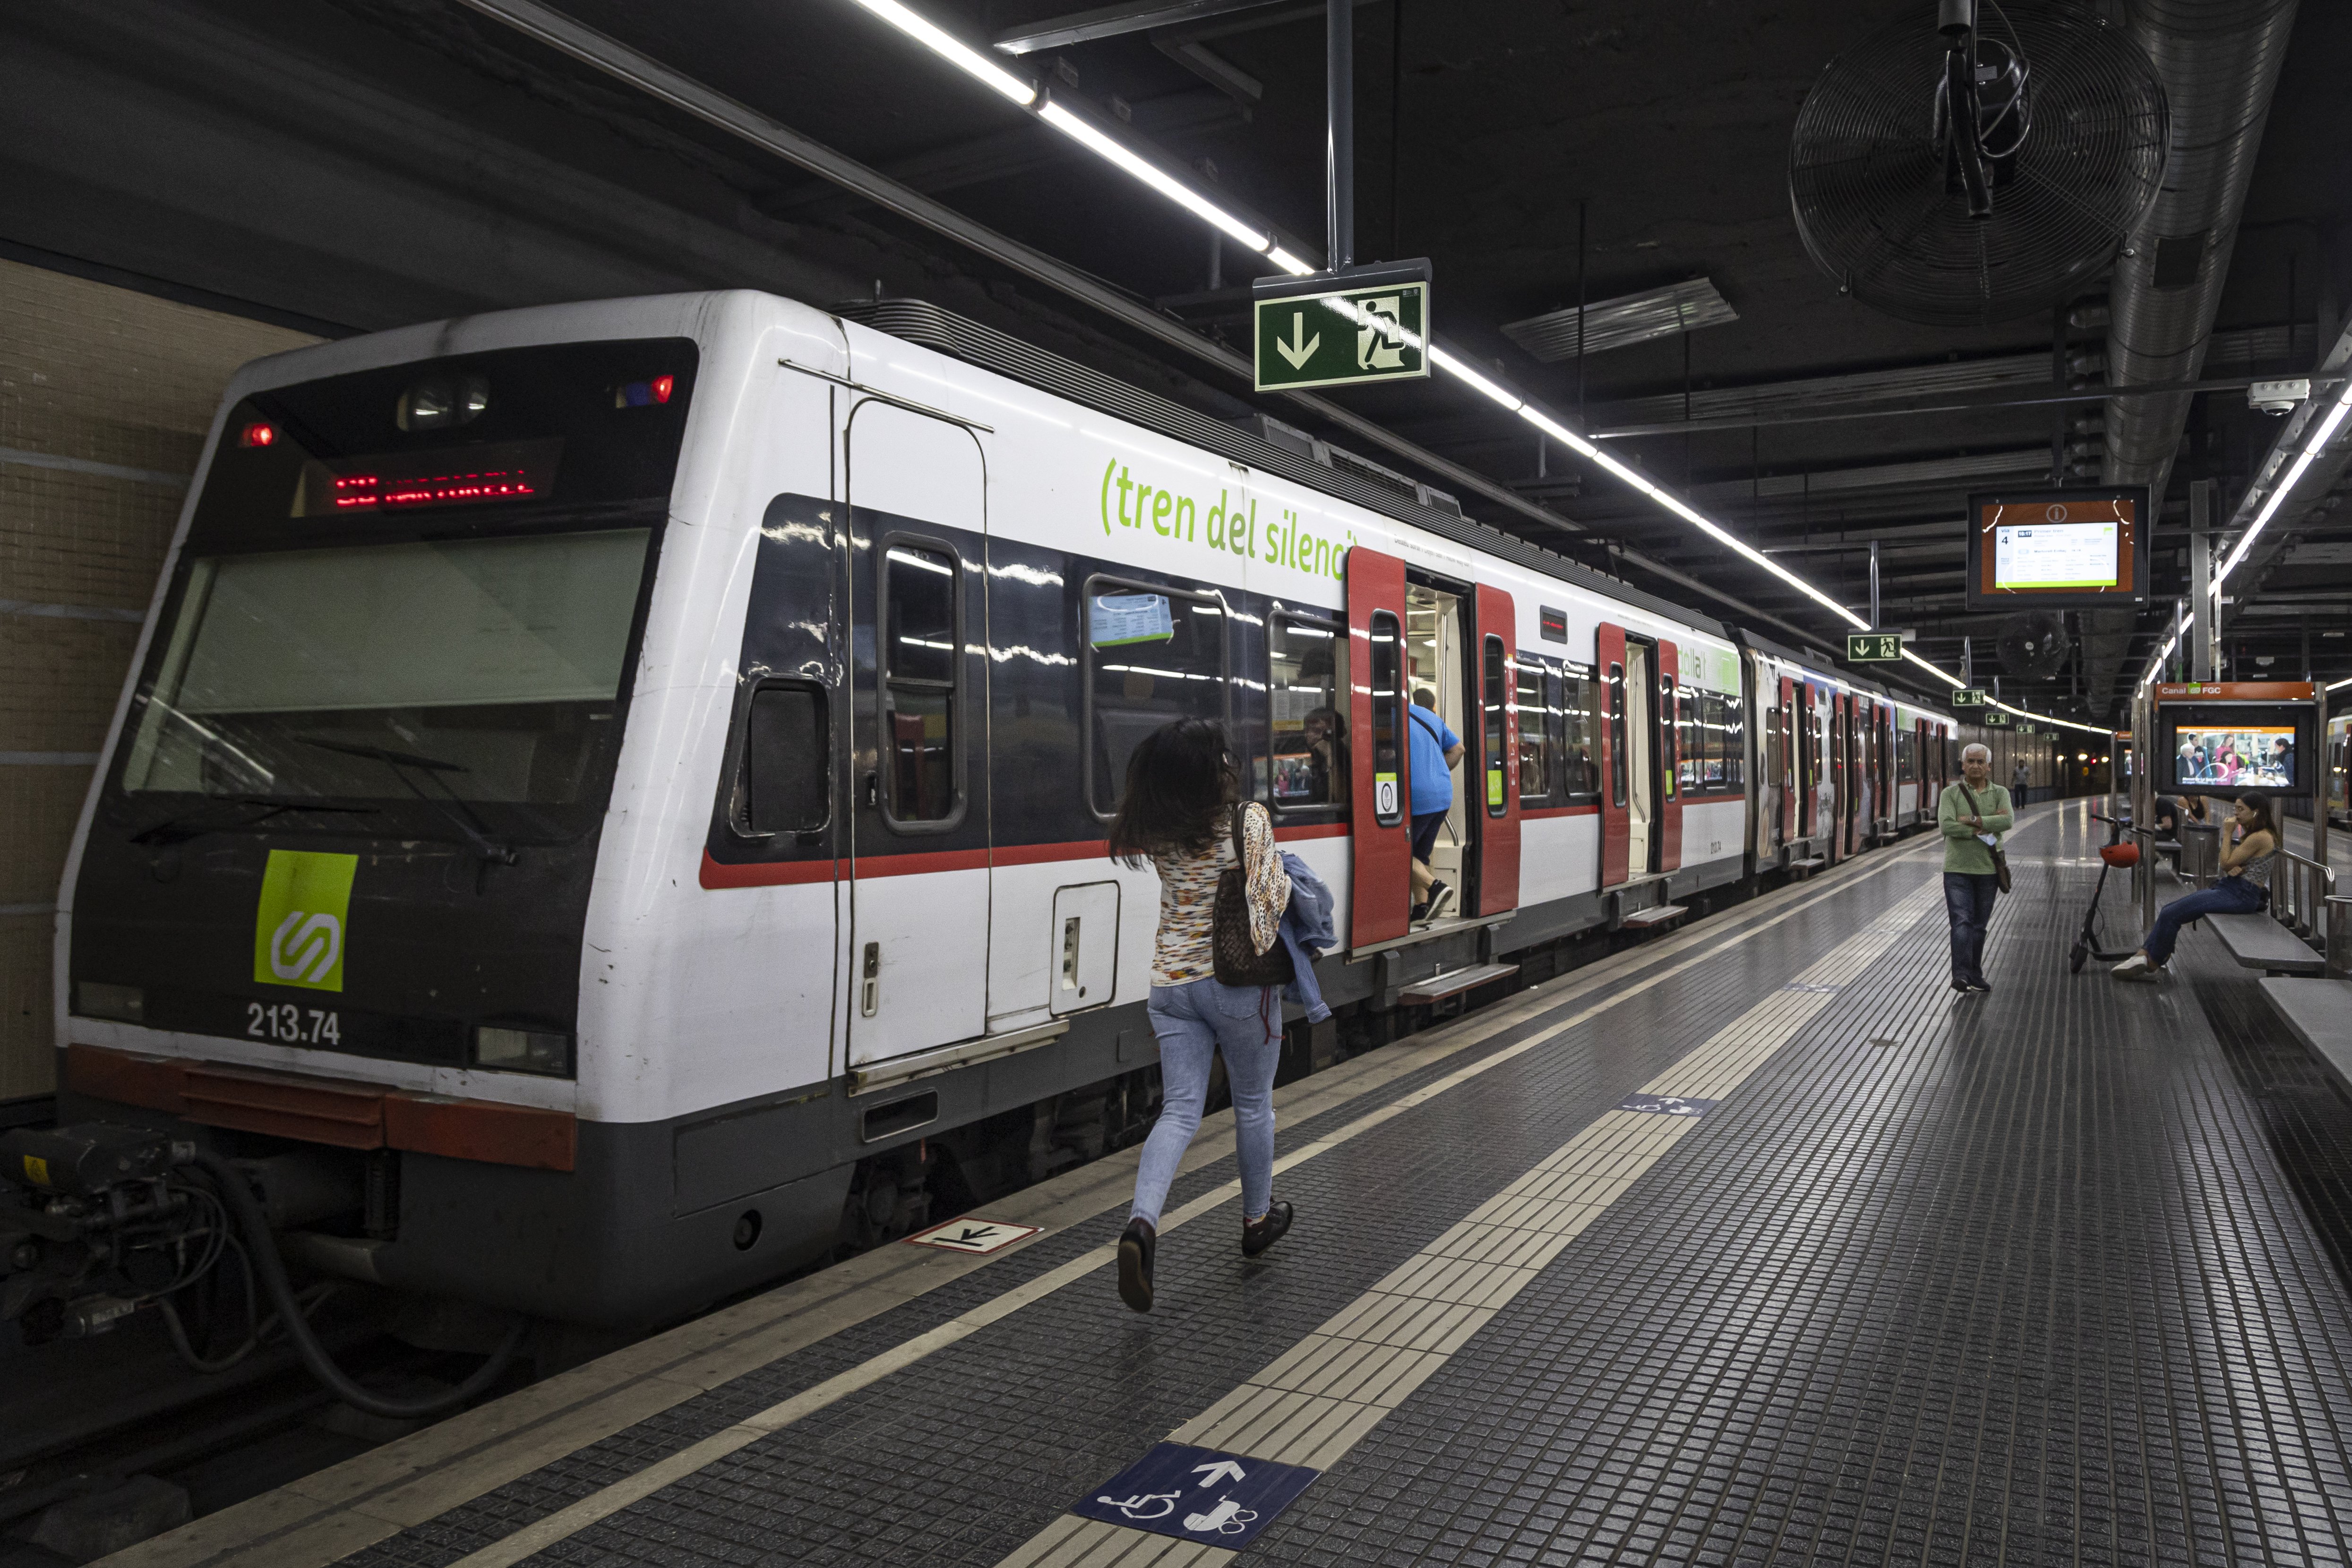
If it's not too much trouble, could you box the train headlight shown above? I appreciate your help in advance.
[72,983,145,1024]
[472,1026,573,1077]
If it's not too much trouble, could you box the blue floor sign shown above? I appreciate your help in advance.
[1618,1092,1720,1116]
[1073,1442,1319,1548]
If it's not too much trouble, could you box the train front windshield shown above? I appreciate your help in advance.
[112,338,695,842]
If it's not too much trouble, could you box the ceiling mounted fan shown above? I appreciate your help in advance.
[1788,0,2168,328]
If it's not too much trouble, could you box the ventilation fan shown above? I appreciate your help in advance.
[1998,610,2072,680]
[1789,0,2167,327]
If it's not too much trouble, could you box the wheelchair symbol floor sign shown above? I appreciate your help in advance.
[1072,1442,1318,1548]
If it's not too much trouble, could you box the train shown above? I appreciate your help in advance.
[15,289,1959,1345]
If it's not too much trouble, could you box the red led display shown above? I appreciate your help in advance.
[240,422,277,447]
[292,438,562,518]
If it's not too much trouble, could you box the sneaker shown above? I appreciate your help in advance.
[1425,880,1458,919]
[2111,953,2150,978]
[1965,977,1993,994]
[1410,899,1431,923]
[1117,1217,1155,1312]
[1241,1200,1294,1258]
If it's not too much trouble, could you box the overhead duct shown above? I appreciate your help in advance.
[2102,0,2299,496]
[2089,0,2299,715]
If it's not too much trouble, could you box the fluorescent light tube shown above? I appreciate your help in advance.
[1036,103,1271,251]
[850,0,1039,103]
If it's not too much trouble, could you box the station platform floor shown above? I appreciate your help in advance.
[112,802,2352,1568]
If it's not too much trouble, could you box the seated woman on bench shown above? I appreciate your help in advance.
[2113,794,2276,982]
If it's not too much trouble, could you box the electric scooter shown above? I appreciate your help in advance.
[2069,811,2141,974]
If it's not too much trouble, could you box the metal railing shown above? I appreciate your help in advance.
[2270,849,2335,946]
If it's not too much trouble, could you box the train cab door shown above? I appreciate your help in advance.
[1472,584,1521,913]
[844,401,991,1065]
[1345,546,1412,947]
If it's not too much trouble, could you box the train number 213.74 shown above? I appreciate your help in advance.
[246,1002,341,1045]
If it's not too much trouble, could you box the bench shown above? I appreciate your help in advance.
[2208,912,2327,977]
[2256,977,2352,1095]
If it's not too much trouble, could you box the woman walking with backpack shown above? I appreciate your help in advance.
[1107,718,1296,1312]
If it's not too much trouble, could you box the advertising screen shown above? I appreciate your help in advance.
[2154,698,2315,797]
[2171,725,2295,790]
[1966,488,2151,610]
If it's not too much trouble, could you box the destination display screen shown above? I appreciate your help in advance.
[1966,488,2149,611]
[1994,521,2119,591]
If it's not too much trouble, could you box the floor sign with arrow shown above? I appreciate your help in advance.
[1073,1442,1321,1548]
[900,1215,1043,1255]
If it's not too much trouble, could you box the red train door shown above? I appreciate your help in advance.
[1346,546,1411,948]
[1828,692,1849,862]
[1658,640,1683,873]
[1473,584,1521,914]
[1598,622,1630,886]
[1780,675,1798,846]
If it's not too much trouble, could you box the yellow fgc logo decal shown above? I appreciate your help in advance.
[253,849,358,992]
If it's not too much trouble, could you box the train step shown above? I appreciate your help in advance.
[1620,905,1689,930]
[1397,962,1521,1005]
[1788,856,1828,877]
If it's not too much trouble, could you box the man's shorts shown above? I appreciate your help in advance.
[1410,810,1447,865]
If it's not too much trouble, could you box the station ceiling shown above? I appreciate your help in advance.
[6,0,2348,715]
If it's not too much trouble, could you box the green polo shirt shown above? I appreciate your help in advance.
[1938,781,2013,874]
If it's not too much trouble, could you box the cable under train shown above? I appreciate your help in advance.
[6,290,1958,1371]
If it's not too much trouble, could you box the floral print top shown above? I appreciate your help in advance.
[1150,802,1291,987]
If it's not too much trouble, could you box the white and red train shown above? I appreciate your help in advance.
[39,290,1957,1328]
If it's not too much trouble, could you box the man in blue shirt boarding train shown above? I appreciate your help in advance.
[1408,687,1466,924]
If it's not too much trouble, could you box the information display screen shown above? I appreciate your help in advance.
[1993,521,2118,591]
[1966,487,2150,610]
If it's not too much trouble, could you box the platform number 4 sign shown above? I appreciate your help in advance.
[1846,632,1902,663]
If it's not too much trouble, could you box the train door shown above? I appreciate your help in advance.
[1598,623,1630,885]
[1405,579,1473,915]
[844,402,991,1065]
[1657,641,1682,873]
[1795,681,1817,841]
[1473,584,1521,913]
[1345,546,1411,947]
[1829,693,1851,862]
[1854,695,1875,842]
[1779,673,1799,847]
[1625,638,1657,874]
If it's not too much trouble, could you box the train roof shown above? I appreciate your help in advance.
[839,297,1725,639]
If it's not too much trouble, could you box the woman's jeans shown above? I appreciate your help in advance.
[1129,978,1282,1230]
[1943,872,1999,985]
[2145,876,2267,967]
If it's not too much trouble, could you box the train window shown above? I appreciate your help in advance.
[1085,578,1228,817]
[880,540,960,824]
[1268,614,1347,810]
[1560,660,1600,800]
[1516,658,1550,804]
[1481,636,1509,817]
[1607,662,1627,808]
[1698,692,1727,788]
[1368,610,1405,826]
[1676,683,1703,795]
[736,683,828,836]
[1720,691,1745,788]
[1897,728,1919,783]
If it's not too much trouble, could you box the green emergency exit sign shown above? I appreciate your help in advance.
[1846,632,1903,663]
[1252,261,1432,393]
[1952,687,1989,707]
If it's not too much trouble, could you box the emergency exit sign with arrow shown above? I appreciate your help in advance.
[1252,261,1431,393]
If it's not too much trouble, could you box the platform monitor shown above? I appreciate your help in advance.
[1965,487,2151,611]
[2152,688,2316,797]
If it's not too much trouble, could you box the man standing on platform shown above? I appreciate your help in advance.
[1940,742,2011,994]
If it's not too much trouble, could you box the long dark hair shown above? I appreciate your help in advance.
[2234,793,2278,840]
[1107,718,1238,865]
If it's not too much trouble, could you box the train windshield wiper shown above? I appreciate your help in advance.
[131,796,380,847]
[294,738,519,866]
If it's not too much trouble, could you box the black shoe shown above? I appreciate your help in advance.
[1425,881,1457,919]
[1965,976,1993,993]
[1950,978,1970,994]
[1410,900,1431,923]
[1241,1200,1294,1258]
[1117,1218,1155,1312]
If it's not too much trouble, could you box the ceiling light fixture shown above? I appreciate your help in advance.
[845,0,2105,733]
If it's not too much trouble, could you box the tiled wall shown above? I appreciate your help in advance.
[0,258,316,1099]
